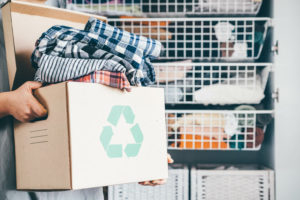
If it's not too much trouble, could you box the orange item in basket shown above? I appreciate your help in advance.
[179,127,228,149]
[179,132,228,150]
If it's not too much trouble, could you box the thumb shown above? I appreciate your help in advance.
[26,81,43,91]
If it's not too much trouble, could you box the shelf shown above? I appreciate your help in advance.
[153,62,271,104]
[108,17,270,60]
[66,0,263,17]
[108,164,189,200]
[166,109,274,151]
[191,164,274,200]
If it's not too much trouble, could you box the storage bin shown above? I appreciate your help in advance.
[108,164,189,200]
[153,62,271,104]
[108,18,271,60]
[191,164,275,200]
[166,110,273,150]
[66,0,263,16]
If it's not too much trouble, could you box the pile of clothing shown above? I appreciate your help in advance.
[167,104,273,150]
[193,66,270,105]
[153,61,269,104]
[31,17,161,90]
[195,0,262,14]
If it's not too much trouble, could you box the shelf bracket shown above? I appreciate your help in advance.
[272,88,279,103]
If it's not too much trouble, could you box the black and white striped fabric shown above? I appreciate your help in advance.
[34,54,126,83]
[35,43,142,85]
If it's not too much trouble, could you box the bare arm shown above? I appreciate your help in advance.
[0,81,47,122]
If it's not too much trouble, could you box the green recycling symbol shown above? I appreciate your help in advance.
[100,105,143,158]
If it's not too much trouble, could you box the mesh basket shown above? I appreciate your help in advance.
[166,110,273,151]
[108,18,270,60]
[152,62,271,104]
[191,164,275,200]
[108,164,189,200]
[66,0,263,16]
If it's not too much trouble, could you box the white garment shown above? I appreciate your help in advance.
[196,0,261,14]
[231,42,248,59]
[171,113,238,137]
[154,60,192,83]
[193,67,269,105]
[214,22,235,42]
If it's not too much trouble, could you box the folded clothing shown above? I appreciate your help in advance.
[69,4,143,16]
[228,127,265,150]
[178,131,228,150]
[70,70,131,92]
[170,113,238,137]
[154,60,192,83]
[195,0,261,13]
[179,126,228,140]
[35,54,127,83]
[193,67,270,105]
[163,86,184,103]
[32,17,161,86]
[85,17,161,60]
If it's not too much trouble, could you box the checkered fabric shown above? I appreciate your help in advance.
[31,18,160,85]
[71,70,131,91]
[84,17,162,59]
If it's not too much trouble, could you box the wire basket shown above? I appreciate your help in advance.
[166,110,273,151]
[108,18,270,60]
[66,0,263,17]
[191,164,275,200]
[153,62,271,104]
[108,164,189,200]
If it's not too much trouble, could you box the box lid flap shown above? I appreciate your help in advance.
[1,0,106,90]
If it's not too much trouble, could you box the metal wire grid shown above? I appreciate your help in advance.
[152,62,271,104]
[66,0,263,16]
[108,18,270,60]
[166,110,273,151]
[191,165,275,200]
[108,164,189,200]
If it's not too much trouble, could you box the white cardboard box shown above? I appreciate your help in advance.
[1,0,168,190]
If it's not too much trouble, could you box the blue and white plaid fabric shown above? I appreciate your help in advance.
[84,17,162,60]
[31,18,161,85]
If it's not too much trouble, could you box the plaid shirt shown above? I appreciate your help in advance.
[71,70,131,91]
[31,18,160,85]
[85,17,161,60]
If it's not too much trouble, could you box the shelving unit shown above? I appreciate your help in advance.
[166,110,273,151]
[66,0,276,199]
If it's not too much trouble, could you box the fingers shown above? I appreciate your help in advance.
[139,179,166,186]
[25,81,43,91]
[30,97,47,118]
[167,153,174,164]
[25,81,47,118]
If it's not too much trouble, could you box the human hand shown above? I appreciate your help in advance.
[7,81,47,122]
[138,154,174,186]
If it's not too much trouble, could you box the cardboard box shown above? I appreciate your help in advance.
[1,0,168,190]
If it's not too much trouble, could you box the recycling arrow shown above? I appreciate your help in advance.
[100,105,144,158]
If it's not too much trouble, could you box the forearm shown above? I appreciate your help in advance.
[0,92,11,119]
